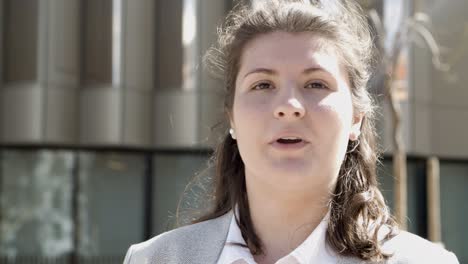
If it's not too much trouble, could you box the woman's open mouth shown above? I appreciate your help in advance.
[276,137,303,144]
[271,136,308,150]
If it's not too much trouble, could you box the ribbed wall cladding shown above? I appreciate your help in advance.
[0,0,228,148]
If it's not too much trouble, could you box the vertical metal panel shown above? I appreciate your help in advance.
[0,0,3,86]
[80,0,123,145]
[153,0,196,147]
[82,0,113,85]
[197,0,228,147]
[122,0,155,146]
[47,0,81,86]
[2,0,38,83]
[123,0,155,91]
[37,0,48,85]
[0,0,43,143]
[0,0,4,138]
[153,0,229,148]
[156,0,183,91]
[43,0,81,143]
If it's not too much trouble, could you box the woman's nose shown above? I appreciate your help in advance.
[273,98,306,120]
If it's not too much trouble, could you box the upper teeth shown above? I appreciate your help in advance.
[281,137,300,140]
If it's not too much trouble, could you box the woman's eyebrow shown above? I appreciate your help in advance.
[243,66,331,79]
[243,68,276,79]
[302,66,330,75]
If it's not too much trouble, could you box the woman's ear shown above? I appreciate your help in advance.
[349,113,363,141]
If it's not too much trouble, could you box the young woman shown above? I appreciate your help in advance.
[124,1,459,263]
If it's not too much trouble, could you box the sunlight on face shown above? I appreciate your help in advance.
[230,31,362,195]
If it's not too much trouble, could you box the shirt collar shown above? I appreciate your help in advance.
[217,209,338,264]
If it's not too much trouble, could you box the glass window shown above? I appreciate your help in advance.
[77,151,145,262]
[0,149,73,259]
[440,161,468,263]
[152,153,210,235]
[377,158,427,236]
[78,152,145,263]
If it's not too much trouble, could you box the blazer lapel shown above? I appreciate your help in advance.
[188,211,233,264]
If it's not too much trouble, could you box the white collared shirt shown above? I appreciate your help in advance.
[217,211,338,264]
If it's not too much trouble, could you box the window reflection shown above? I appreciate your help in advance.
[77,151,144,261]
[153,153,210,235]
[440,162,468,263]
[0,150,73,258]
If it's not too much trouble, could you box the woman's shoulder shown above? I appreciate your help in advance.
[123,211,233,264]
[336,228,459,264]
[379,229,459,263]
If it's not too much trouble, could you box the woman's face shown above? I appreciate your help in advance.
[230,31,362,194]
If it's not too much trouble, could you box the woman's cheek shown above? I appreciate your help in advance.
[236,95,271,118]
[317,94,354,123]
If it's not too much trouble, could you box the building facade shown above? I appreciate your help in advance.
[0,0,466,263]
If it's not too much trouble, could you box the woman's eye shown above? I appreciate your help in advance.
[305,81,328,89]
[252,82,273,90]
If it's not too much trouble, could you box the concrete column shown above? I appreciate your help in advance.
[80,0,122,145]
[121,0,156,146]
[197,0,229,147]
[153,0,199,147]
[42,0,81,144]
[153,0,229,148]
[0,0,42,143]
[0,0,3,86]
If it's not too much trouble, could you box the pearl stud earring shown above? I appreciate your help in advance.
[229,128,236,139]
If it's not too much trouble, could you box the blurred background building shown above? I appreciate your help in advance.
[0,0,466,263]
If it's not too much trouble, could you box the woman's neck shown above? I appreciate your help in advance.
[246,181,331,263]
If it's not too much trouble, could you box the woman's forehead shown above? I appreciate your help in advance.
[237,31,344,79]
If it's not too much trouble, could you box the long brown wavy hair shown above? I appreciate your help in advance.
[186,0,398,261]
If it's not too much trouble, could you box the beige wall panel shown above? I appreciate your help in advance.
[0,84,43,142]
[432,107,468,158]
[123,89,152,146]
[412,103,432,155]
[44,87,78,143]
[410,44,433,105]
[431,61,468,109]
[153,91,198,148]
[429,0,468,108]
[80,87,121,145]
